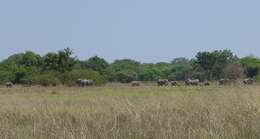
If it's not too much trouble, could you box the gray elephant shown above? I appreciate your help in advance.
[131,81,141,86]
[185,79,199,86]
[157,79,169,86]
[204,82,210,86]
[219,79,230,85]
[243,79,254,85]
[76,79,94,87]
[170,81,178,86]
[6,82,13,88]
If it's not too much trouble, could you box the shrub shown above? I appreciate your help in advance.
[116,70,137,83]
[32,72,61,86]
[0,70,15,83]
[222,62,245,79]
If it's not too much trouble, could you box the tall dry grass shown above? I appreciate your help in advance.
[0,84,260,139]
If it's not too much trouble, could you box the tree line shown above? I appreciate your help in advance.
[0,48,259,86]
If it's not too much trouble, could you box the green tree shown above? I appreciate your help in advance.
[4,53,24,65]
[42,52,59,71]
[112,59,140,71]
[0,52,41,84]
[116,70,137,83]
[194,50,238,80]
[42,48,76,73]
[0,56,19,83]
[82,56,109,74]
[240,56,260,78]
[21,51,42,67]
[138,64,161,81]
[169,64,193,81]
[31,71,60,86]
[106,59,140,82]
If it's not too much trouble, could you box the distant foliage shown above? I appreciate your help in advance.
[42,48,76,73]
[240,56,260,78]
[81,56,109,75]
[223,62,245,79]
[106,59,140,83]
[194,50,240,80]
[115,70,138,83]
[32,71,60,86]
[0,48,259,85]
[138,65,160,81]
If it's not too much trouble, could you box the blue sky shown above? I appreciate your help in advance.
[1,0,260,63]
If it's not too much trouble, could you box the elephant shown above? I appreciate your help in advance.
[170,81,178,86]
[219,79,230,85]
[185,79,199,86]
[204,82,210,86]
[6,82,13,88]
[157,79,169,86]
[131,81,141,86]
[76,79,94,87]
[243,79,254,85]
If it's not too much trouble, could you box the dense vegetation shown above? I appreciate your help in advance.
[0,48,260,86]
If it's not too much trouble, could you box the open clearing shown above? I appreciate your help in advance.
[0,84,260,139]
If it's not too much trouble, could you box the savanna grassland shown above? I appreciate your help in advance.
[0,84,260,139]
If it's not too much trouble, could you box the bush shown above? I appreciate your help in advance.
[138,68,160,81]
[116,70,137,83]
[240,56,260,78]
[32,72,61,86]
[222,62,245,79]
[0,70,16,83]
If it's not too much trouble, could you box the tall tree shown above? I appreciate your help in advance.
[82,56,109,74]
[21,51,42,67]
[194,50,238,80]
[42,48,76,73]
[106,59,140,82]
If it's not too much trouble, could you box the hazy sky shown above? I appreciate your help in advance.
[1,0,260,63]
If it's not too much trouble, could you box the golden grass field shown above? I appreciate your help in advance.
[0,84,260,139]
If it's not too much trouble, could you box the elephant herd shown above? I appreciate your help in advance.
[218,78,255,86]
[4,79,95,88]
[154,78,255,87]
[157,79,201,86]
[2,78,256,88]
